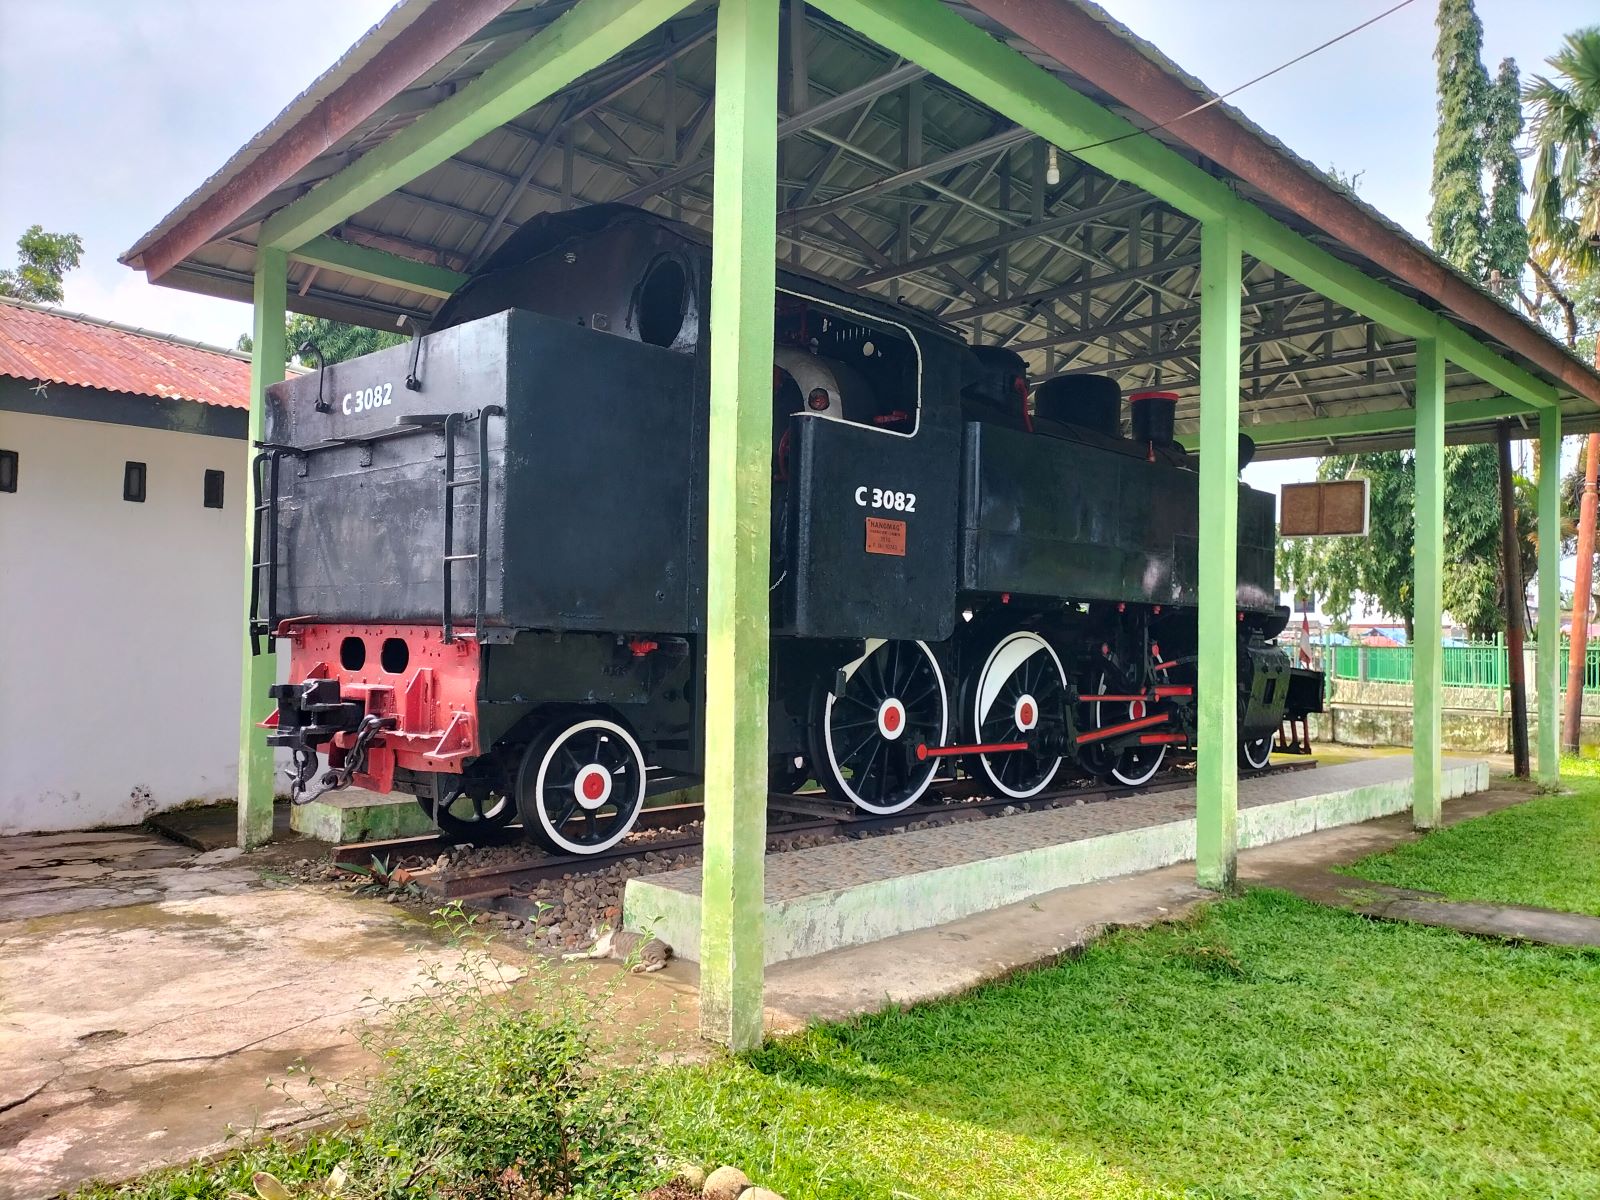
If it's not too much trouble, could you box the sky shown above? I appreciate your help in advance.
[0,0,1592,530]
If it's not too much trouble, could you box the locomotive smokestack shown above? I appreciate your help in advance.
[1127,389,1178,448]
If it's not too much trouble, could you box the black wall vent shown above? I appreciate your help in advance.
[123,461,147,503]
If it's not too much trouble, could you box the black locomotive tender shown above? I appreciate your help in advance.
[262,205,1323,854]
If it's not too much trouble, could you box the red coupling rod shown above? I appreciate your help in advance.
[916,740,1029,760]
[1077,712,1171,744]
[1138,732,1187,745]
[1092,687,1191,703]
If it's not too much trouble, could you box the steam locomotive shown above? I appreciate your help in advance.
[260,204,1322,854]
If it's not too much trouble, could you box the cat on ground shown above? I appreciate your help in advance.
[562,927,673,973]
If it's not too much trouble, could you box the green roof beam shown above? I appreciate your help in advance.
[1239,215,1558,408]
[808,0,1559,412]
[1178,394,1539,451]
[808,0,1231,224]
[290,236,468,299]
[260,0,695,252]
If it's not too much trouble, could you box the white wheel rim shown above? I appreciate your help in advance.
[1242,736,1272,770]
[1095,671,1165,788]
[439,790,511,824]
[533,719,645,855]
[822,640,947,814]
[1112,745,1165,787]
[975,631,1065,799]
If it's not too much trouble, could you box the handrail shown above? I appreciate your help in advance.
[247,446,302,655]
[1318,639,1600,691]
[441,406,505,644]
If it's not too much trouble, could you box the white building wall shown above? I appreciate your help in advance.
[0,410,249,833]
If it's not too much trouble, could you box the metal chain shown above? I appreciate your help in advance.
[286,714,394,806]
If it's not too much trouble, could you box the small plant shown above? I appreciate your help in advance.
[333,855,429,900]
[354,948,656,1196]
[336,855,396,886]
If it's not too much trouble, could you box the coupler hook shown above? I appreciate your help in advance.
[287,713,396,806]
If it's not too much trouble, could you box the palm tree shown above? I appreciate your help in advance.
[1524,25,1600,337]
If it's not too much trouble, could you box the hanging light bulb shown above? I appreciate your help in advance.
[1045,145,1061,187]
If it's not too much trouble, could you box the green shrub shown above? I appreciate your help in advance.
[354,940,656,1197]
[74,906,661,1200]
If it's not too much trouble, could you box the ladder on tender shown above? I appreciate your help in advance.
[247,445,304,655]
[441,405,505,644]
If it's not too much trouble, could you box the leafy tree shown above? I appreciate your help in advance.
[1524,27,1600,354]
[1525,27,1600,276]
[1414,1,1523,636]
[1279,453,1416,640]
[0,225,83,304]
[234,317,405,366]
[1281,442,1538,639]
[1428,0,1491,278]
[1441,443,1507,635]
[1484,57,1529,295]
[286,314,405,366]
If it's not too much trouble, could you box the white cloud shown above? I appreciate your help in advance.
[64,269,252,351]
[0,0,392,341]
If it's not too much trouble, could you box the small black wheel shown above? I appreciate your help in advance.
[1240,735,1273,771]
[811,639,949,815]
[970,630,1068,799]
[1085,669,1168,788]
[516,716,647,855]
[417,767,516,840]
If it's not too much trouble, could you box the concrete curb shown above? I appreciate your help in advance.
[625,758,1489,965]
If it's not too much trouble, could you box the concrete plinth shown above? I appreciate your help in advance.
[624,757,1489,965]
[288,788,435,844]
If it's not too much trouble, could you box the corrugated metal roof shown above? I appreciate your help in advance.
[119,0,1600,453]
[0,298,253,409]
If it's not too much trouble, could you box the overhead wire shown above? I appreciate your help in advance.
[1053,0,1422,160]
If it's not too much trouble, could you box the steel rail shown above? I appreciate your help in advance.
[333,760,1319,905]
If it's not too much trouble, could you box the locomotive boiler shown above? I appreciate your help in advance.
[260,204,1322,853]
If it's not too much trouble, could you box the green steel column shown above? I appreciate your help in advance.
[699,0,779,1051]
[1195,218,1242,891]
[1413,336,1445,828]
[1537,407,1562,785]
[238,248,287,849]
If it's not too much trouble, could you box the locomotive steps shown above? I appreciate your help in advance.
[622,756,1490,965]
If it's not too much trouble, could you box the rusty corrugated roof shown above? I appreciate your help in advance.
[0,298,252,409]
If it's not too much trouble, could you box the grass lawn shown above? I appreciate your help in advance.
[649,889,1600,1199]
[1350,759,1600,917]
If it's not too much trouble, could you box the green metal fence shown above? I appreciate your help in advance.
[1324,639,1600,689]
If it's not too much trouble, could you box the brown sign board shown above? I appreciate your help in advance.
[1279,479,1370,537]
